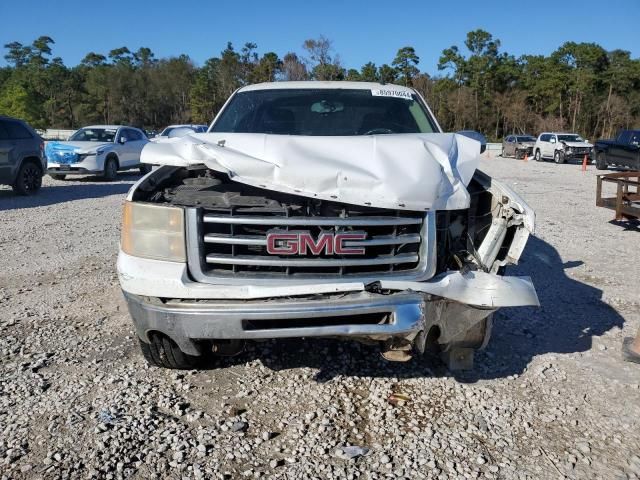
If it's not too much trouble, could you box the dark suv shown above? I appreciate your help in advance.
[0,116,45,195]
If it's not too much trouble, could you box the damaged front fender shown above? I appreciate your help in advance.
[472,170,535,273]
[380,270,539,308]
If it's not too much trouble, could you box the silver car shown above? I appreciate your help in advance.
[502,135,536,159]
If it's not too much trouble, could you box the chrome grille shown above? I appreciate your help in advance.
[186,208,435,284]
[570,147,591,155]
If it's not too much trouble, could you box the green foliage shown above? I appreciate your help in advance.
[392,47,419,86]
[378,64,398,84]
[0,81,41,126]
[303,36,344,80]
[360,62,379,82]
[0,33,638,139]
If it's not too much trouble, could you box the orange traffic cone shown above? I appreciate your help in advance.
[582,154,588,172]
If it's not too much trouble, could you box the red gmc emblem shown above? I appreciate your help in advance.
[266,231,367,255]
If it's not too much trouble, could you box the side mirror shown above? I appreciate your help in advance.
[119,136,127,144]
[457,130,487,153]
[550,138,556,144]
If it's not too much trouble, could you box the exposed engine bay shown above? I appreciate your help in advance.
[132,164,529,276]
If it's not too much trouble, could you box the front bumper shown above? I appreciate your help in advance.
[47,155,103,175]
[515,146,534,153]
[124,291,430,355]
[565,152,593,160]
[119,252,539,356]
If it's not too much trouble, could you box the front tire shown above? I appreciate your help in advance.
[534,149,542,162]
[554,150,565,164]
[595,152,608,170]
[103,157,118,181]
[12,160,43,195]
[139,334,202,369]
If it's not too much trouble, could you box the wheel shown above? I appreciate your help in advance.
[595,152,608,170]
[554,150,565,164]
[139,164,152,175]
[49,173,66,181]
[103,157,118,181]
[534,149,542,162]
[139,334,202,369]
[12,160,43,195]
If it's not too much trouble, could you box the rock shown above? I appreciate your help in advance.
[231,421,248,432]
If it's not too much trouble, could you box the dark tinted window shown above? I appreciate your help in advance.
[212,88,437,136]
[5,120,32,139]
[540,134,550,142]
[70,128,116,142]
[557,134,583,142]
[618,131,632,144]
[517,136,536,142]
[126,129,142,141]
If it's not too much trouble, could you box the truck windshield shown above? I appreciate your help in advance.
[211,88,437,136]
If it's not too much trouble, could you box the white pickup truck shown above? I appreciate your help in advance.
[117,81,538,370]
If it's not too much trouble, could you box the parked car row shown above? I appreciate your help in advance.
[502,132,594,164]
[502,130,639,170]
[0,117,213,195]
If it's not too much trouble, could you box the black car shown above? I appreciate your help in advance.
[594,130,640,170]
[0,116,45,195]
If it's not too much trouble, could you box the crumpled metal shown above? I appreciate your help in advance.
[141,132,481,211]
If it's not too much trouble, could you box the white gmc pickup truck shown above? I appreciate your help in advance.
[117,81,538,370]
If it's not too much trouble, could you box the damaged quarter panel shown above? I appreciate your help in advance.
[118,81,538,370]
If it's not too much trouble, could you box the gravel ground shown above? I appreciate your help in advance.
[1,158,639,480]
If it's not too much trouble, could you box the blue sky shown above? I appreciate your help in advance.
[1,0,638,74]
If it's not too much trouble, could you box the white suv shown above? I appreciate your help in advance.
[46,125,150,180]
[533,132,593,164]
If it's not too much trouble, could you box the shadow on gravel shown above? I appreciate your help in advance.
[0,174,138,211]
[608,219,640,232]
[207,236,625,383]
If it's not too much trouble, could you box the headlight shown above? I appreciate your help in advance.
[121,202,186,262]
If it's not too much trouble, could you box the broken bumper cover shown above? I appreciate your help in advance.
[119,253,539,356]
[124,291,427,355]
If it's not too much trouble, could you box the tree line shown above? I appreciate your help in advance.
[1,31,639,140]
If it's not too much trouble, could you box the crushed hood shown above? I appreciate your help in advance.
[141,132,482,211]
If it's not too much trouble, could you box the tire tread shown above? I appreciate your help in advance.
[139,334,201,369]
